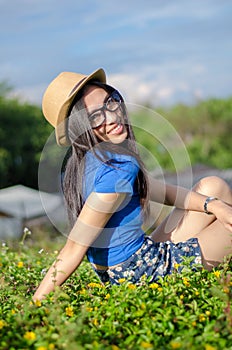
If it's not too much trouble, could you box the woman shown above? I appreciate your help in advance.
[33,68,232,301]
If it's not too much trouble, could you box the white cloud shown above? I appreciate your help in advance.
[0,0,231,107]
[9,84,45,106]
[157,87,174,100]
[108,72,180,106]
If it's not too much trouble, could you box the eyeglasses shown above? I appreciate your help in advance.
[88,91,122,129]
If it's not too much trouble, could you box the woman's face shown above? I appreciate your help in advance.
[83,85,128,144]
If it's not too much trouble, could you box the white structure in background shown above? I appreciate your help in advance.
[0,185,65,240]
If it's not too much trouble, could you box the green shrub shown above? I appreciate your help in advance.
[0,230,231,350]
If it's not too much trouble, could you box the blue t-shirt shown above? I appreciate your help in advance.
[83,151,145,266]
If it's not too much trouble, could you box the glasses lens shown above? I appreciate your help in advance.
[89,111,105,129]
[106,91,121,112]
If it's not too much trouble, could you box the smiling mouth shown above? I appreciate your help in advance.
[107,123,124,135]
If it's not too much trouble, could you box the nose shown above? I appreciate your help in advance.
[104,110,118,125]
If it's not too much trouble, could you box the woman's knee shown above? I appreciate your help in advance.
[194,176,231,199]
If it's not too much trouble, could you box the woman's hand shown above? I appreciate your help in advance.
[32,240,88,301]
[207,199,232,233]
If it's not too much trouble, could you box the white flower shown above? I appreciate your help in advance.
[123,271,130,278]
[157,266,164,274]
[115,266,122,272]
[129,270,135,277]
[195,256,202,264]
[23,227,31,235]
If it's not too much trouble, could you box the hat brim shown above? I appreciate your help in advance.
[56,68,106,146]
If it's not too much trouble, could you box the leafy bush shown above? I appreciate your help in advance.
[131,97,232,171]
[0,93,53,189]
[0,229,231,350]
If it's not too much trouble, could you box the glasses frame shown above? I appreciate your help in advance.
[88,90,122,129]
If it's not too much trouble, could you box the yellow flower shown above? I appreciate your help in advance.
[105,293,110,299]
[128,283,136,290]
[199,314,206,322]
[174,263,180,269]
[195,290,200,296]
[79,288,87,295]
[118,278,126,284]
[0,320,6,329]
[87,282,102,288]
[92,318,99,326]
[11,309,16,315]
[213,270,221,278]
[24,331,36,341]
[140,274,147,281]
[17,261,24,268]
[205,345,217,350]
[141,302,146,310]
[158,287,163,292]
[34,299,42,307]
[223,287,229,294]
[206,311,211,316]
[180,294,184,300]
[65,306,74,317]
[170,340,181,349]
[149,283,159,289]
[48,344,55,350]
[37,347,47,350]
[140,341,153,348]
[192,321,197,327]
[111,346,120,350]
[86,307,93,312]
[182,277,190,287]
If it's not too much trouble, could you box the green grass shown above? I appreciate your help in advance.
[0,228,232,350]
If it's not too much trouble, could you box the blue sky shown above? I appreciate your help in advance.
[1,0,232,107]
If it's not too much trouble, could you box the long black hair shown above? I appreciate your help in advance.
[62,81,149,227]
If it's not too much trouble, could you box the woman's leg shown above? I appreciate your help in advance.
[151,176,232,269]
[195,220,232,269]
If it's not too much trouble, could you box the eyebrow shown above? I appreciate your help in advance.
[88,92,111,116]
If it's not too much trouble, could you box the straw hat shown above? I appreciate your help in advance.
[42,68,106,146]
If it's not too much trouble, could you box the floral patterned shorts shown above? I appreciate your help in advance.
[93,236,202,285]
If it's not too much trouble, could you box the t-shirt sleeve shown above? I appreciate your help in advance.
[94,160,139,194]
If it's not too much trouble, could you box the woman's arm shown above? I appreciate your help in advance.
[33,192,126,301]
[148,174,232,232]
[148,174,192,207]
[33,239,88,301]
[148,174,230,210]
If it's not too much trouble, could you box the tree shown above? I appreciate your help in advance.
[0,92,53,189]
